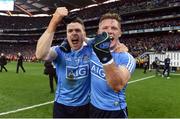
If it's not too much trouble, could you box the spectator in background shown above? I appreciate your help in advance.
[154,57,162,76]
[16,52,26,73]
[0,53,8,72]
[44,61,57,93]
[162,55,171,79]
[143,56,149,74]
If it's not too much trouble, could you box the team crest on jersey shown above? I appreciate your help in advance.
[82,55,89,63]
[66,64,89,80]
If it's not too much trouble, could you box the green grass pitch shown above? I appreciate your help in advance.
[0,62,180,118]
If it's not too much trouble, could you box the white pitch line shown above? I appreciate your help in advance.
[0,101,54,116]
[171,73,180,76]
[128,75,155,84]
[0,75,155,116]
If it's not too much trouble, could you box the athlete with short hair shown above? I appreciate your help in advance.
[89,13,136,118]
[36,7,91,118]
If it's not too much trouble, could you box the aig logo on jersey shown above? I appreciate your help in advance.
[66,64,89,80]
[91,61,105,80]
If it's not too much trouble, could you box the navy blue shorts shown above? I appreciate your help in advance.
[53,101,89,118]
[89,103,128,118]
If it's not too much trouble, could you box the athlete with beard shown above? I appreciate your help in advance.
[36,7,91,118]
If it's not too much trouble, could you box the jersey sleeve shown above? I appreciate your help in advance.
[52,45,63,64]
[117,53,136,74]
[86,37,95,47]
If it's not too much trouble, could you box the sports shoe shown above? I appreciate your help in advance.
[167,77,170,79]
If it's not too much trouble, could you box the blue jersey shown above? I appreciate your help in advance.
[90,51,136,111]
[53,44,92,106]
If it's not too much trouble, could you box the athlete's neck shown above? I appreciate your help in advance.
[110,43,118,52]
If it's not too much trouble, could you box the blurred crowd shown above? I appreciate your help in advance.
[0,16,50,29]
[0,0,179,29]
[77,0,179,20]
[0,43,36,62]
[121,33,180,57]
[0,0,179,61]
[122,20,180,31]
[0,32,179,61]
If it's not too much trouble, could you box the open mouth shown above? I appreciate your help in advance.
[109,36,114,41]
[72,39,79,44]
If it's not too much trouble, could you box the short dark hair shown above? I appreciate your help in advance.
[72,17,84,27]
[68,17,85,30]
[99,12,121,28]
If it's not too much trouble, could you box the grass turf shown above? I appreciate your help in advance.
[0,62,179,118]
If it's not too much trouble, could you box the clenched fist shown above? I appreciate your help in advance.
[52,7,69,25]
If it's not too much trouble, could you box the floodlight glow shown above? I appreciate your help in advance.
[0,0,14,11]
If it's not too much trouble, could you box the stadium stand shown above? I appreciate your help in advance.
[0,0,179,62]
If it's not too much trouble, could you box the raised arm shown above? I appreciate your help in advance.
[92,32,135,92]
[36,7,68,61]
